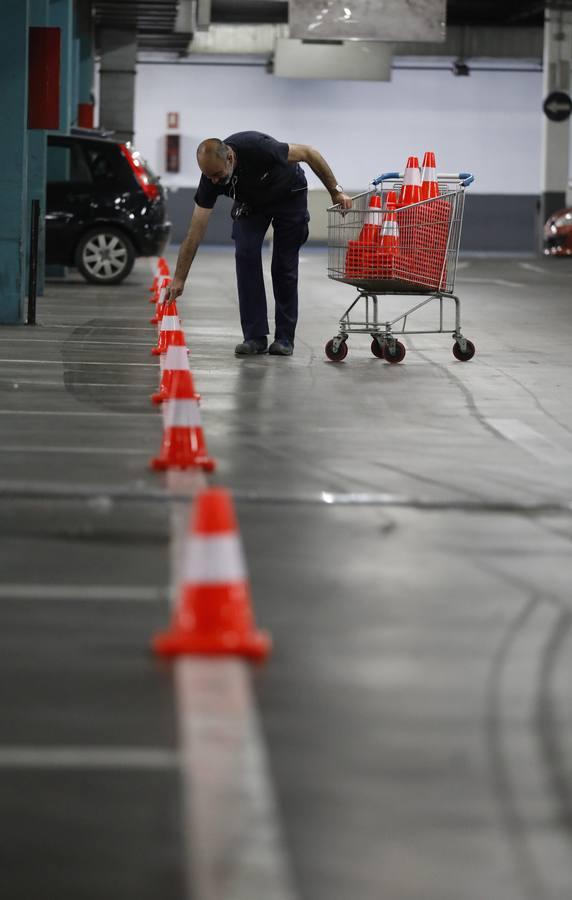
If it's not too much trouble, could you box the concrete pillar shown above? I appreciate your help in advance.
[539,6,572,238]
[0,0,29,324]
[28,0,49,297]
[99,28,136,143]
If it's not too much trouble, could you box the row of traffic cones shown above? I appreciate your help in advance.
[146,257,271,661]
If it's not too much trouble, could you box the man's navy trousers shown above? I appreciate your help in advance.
[231,188,309,345]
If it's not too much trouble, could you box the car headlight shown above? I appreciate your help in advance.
[553,212,572,229]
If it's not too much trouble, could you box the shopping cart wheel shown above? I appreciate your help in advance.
[325,338,348,362]
[370,338,385,359]
[385,340,406,364]
[452,339,475,361]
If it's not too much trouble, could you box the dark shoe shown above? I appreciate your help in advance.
[235,338,268,356]
[268,339,294,356]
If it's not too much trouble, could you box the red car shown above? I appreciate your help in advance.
[544,206,572,256]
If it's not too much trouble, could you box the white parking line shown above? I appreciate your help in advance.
[0,409,155,417]
[0,747,177,769]
[0,338,152,347]
[459,277,524,288]
[0,584,164,602]
[0,358,157,367]
[177,661,298,900]
[486,418,572,465]
[519,261,549,274]
[1,380,155,387]
[167,472,298,900]
[0,446,150,455]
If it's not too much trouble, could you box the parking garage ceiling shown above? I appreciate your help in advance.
[91,1,572,54]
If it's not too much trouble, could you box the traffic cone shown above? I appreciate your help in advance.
[152,488,271,659]
[150,370,215,471]
[398,156,422,207]
[380,191,399,256]
[343,192,383,278]
[151,276,171,325]
[421,151,439,200]
[152,331,190,405]
[149,257,170,301]
[152,300,182,356]
[358,193,383,244]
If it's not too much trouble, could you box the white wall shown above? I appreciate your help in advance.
[132,61,546,195]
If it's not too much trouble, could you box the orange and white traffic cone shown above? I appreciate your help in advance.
[150,370,215,471]
[152,300,182,356]
[151,276,171,325]
[358,193,383,244]
[152,331,190,405]
[380,191,399,256]
[152,487,271,659]
[398,156,422,207]
[344,192,383,278]
[420,151,439,200]
[149,257,170,302]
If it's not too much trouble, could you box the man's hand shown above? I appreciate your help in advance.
[167,277,185,302]
[331,190,352,210]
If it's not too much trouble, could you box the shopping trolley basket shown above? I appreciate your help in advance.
[325,171,475,363]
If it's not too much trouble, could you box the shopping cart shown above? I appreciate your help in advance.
[325,171,475,363]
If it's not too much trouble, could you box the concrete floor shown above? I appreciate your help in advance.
[1,248,572,900]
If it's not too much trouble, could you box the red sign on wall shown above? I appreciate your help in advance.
[28,27,61,130]
[167,112,179,129]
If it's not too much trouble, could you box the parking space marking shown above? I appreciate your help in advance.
[0,380,155,387]
[0,409,155,417]
[0,445,150,455]
[486,418,572,465]
[0,747,177,769]
[519,261,550,274]
[0,358,157,367]
[458,277,524,288]
[177,661,299,900]
[0,338,152,347]
[167,474,298,900]
[0,584,165,602]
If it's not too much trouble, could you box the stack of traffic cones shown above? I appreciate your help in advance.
[150,369,215,471]
[400,151,451,290]
[153,487,271,659]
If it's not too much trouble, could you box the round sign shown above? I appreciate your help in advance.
[543,90,572,122]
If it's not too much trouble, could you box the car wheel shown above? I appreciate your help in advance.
[75,227,135,285]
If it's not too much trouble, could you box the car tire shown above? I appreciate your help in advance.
[75,227,135,285]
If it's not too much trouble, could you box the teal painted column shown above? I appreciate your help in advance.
[47,0,73,277]
[0,0,30,324]
[77,0,94,121]
[28,0,49,296]
[48,0,73,134]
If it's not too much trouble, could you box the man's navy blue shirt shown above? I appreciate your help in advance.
[194,131,307,213]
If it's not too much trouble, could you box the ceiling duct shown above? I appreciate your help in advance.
[288,0,446,42]
[273,38,392,80]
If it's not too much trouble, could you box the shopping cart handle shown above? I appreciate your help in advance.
[371,172,400,185]
[372,170,475,187]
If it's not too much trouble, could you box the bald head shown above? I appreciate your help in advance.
[197,138,235,184]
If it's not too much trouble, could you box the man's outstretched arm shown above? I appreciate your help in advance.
[287,144,352,209]
[168,204,212,300]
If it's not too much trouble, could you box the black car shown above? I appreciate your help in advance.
[46,131,171,284]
